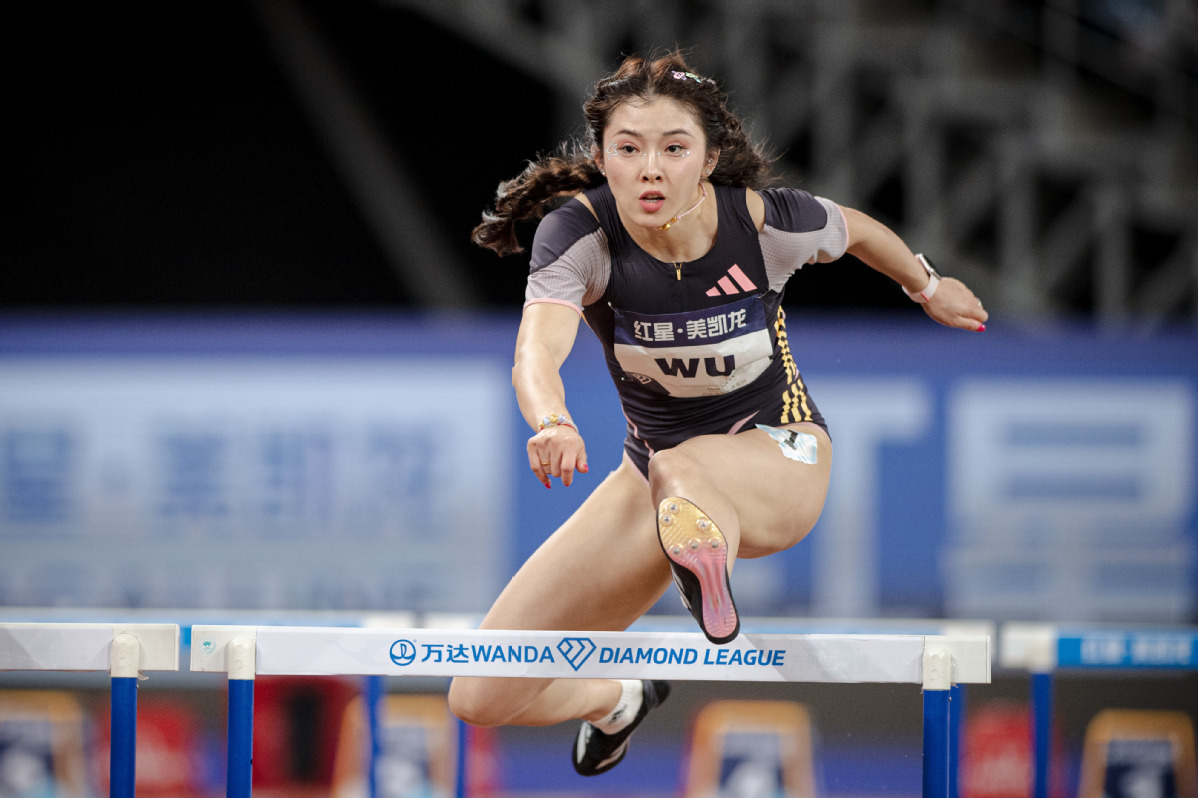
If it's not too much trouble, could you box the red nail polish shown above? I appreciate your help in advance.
[544,481,551,489]
[978,324,986,332]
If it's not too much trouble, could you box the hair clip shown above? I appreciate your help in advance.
[671,70,705,84]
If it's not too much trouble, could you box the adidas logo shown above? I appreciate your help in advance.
[705,264,757,297]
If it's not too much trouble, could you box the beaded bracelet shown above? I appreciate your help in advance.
[538,413,577,433]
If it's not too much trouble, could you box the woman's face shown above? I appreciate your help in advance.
[597,97,713,233]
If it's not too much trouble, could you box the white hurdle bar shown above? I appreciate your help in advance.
[0,622,180,798]
[191,626,991,798]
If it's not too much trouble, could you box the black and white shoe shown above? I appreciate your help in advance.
[572,680,671,776]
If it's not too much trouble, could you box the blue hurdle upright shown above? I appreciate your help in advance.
[0,622,180,798]
[1001,622,1198,798]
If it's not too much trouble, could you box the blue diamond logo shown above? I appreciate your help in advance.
[558,637,597,671]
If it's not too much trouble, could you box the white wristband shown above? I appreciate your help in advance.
[903,272,940,303]
[902,254,940,303]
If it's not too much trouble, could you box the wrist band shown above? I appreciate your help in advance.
[538,413,577,433]
[902,254,941,304]
[903,273,940,303]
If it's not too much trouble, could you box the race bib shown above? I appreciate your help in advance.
[613,295,773,397]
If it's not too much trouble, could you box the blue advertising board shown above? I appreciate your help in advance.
[1,312,1194,622]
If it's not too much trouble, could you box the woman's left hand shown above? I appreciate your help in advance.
[923,277,988,332]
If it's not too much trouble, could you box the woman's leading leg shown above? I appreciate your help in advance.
[647,422,833,642]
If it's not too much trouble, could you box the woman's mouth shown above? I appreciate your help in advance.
[639,192,665,212]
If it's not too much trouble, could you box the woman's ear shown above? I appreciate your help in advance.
[705,149,720,176]
[592,146,606,176]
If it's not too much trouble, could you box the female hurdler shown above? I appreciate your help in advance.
[449,50,988,777]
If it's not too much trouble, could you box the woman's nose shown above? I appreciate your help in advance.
[638,150,665,180]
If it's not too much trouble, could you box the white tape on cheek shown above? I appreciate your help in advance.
[755,424,819,464]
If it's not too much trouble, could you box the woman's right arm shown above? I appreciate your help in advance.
[513,301,588,487]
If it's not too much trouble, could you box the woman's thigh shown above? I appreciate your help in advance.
[479,455,674,633]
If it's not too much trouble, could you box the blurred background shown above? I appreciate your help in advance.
[2,0,1197,796]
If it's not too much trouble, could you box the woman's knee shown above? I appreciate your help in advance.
[646,446,702,495]
[447,677,513,727]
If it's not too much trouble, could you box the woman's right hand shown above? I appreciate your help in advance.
[528,424,588,488]
[513,302,588,487]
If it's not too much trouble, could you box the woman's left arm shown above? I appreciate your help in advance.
[840,205,988,332]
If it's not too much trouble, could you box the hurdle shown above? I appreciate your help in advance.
[628,615,995,798]
[191,625,990,798]
[1000,622,1198,798]
[0,622,180,798]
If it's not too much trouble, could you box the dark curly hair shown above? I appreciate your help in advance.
[472,49,776,256]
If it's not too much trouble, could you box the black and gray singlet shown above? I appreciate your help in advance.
[525,182,848,476]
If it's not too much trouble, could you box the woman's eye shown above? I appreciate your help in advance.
[664,144,690,157]
[612,144,638,157]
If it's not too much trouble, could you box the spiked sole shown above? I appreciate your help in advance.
[657,497,739,644]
